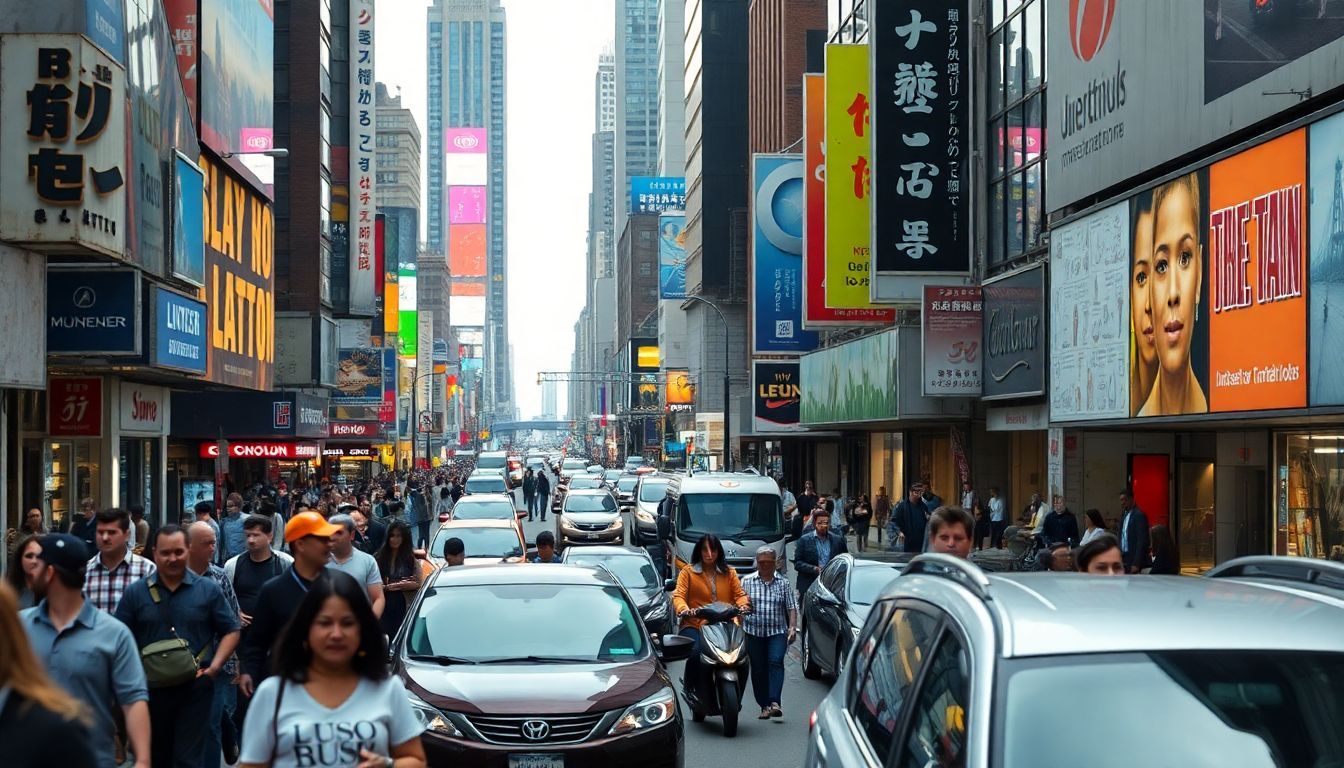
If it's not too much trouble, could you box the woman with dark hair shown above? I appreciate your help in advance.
[0,582,98,767]
[239,571,426,768]
[375,521,422,638]
[5,534,43,609]
[847,494,873,552]
[1079,509,1107,547]
[672,534,751,690]
[1075,533,1125,576]
[1149,524,1179,575]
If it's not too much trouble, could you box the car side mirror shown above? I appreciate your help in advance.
[657,634,694,663]
[663,578,676,592]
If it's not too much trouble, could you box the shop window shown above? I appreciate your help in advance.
[1277,434,1344,560]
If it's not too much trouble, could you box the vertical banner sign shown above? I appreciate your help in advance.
[803,74,894,328]
[824,45,882,311]
[921,285,983,396]
[349,0,377,315]
[751,154,819,353]
[870,2,971,285]
[658,213,687,299]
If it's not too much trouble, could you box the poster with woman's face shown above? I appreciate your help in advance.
[1130,170,1210,416]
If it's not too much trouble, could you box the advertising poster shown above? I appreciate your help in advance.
[751,154,819,354]
[348,0,377,315]
[823,45,879,310]
[1205,129,1305,413]
[201,155,274,390]
[982,265,1045,400]
[49,377,102,437]
[449,224,487,277]
[752,361,804,433]
[658,213,687,300]
[449,186,487,225]
[800,329,898,425]
[921,286,983,396]
[173,153,206,286]
[397,264,417,357]
[199,0,274,188]
[163,0,198,120]
[801,74,893,327]
[665,369,695,409]
[86,0,125,62]
[47,270,141,355]
[1047,0,1344,211]
[444,128,487,186]
[1311,113,1344,405]
[1049,202,1130,422]
[334,347,388,406]
[629,177,686,214]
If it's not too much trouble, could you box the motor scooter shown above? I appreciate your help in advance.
[679,602,749,737]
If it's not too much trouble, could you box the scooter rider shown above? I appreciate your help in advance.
[672,534,751,700]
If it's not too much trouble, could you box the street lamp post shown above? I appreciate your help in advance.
[684,295,731,472]
[409,368,440,470]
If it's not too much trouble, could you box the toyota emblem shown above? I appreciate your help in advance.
[520,719,551,741]
[73,286,96,309]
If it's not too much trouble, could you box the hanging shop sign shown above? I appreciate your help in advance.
[752,361,804,434]
[49,376,103,437]
[921,286,982,396]
[751,153,818,354]
[982,265,1045,400]
[118,383,166,435]
[629,177,686,214]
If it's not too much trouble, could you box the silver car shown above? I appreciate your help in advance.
[805,554,1344,768]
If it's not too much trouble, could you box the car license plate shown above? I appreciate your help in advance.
[509,755,563,768]
[586,532,599,539]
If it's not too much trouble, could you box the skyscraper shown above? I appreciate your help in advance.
[427,0,512,420]
[614,0,661,240]
[375,83,423,213]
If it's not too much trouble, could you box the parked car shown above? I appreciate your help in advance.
[614,475,640,509]
[445,493,525,540]
[561,545,674,637]
[427,518,526,567]
[394,564,693,767]
[557,489,623,549]
[797,555,903,680]
[805,554,1344,767]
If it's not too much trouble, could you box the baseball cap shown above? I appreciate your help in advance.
[37,533,90,573]
[284,511,342,543]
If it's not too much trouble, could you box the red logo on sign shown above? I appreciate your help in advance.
[49,378,102,437]
[1068,0,1116,62]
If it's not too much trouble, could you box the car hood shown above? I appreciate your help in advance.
[633,586,665,610]
[403,655,666,715]
[562,511,620,525]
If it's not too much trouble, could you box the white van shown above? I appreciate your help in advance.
[667,473,786,576]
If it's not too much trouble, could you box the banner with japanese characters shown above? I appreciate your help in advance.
[921,286,982,396]
[0,35,126,259]
[348,0,377,315]
[870,2,972,303]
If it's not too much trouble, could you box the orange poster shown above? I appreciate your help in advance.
[449,224,486,277]
[1207,129,1307,412]
[451,281,485,297]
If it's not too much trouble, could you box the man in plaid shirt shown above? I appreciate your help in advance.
[84,508,156,614]
[741,546,798,721]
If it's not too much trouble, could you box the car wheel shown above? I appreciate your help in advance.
[801,625,822,680]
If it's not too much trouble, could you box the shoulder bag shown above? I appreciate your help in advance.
[138,582,208,688]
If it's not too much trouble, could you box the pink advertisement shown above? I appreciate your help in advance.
[448,186,487,224]
[445,128,487,154]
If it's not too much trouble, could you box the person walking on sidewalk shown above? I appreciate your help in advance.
[847,494,873,552]
[741,547,797,721]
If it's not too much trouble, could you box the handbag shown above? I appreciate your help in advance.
[139,582,208,688]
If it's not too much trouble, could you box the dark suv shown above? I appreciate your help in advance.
[394,563,693,767]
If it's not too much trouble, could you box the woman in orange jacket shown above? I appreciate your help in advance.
[673,534,751,685]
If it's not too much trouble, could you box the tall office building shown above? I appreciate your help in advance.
[541,380,559,420]
[576,51,618,440]
[427,0,512,420]
[656,0,688,370]
[748,0,826,154]
[375,83,423,213]
[614,0,661,240]
[596,49,616,133]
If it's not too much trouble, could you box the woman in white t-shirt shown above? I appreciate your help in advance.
[240,571,426,768]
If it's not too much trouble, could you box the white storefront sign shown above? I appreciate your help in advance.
[119,383,166,435]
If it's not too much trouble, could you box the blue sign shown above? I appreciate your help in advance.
[751,154,819,354]
[658,213,686,300]
[173,153,206,286]
[630,177,686,214]
[48,270,140,355]
[153,288,208,374]
[85,0,125,62]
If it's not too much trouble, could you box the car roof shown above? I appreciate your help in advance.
[566,488,614,497]
[561,545,649,560]
[440,517,519,530]
[671,472,781,494]
[431,562,621,588]
[454,493,513,503]
[881,559,1344,657]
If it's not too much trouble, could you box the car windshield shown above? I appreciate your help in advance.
[465,477,506,494]
[848,567,901,605]
[677,493,784,541]
[477,454,507,470]
[406,584,646,662]
[565,555,660,589]
[617,477,639,492]
[566,494,617,513]
[430,527,522,559]
[569,476,603,490]
[562,460,587,471]
[604,470,622,480]
[452,500,515,520]
[639,480,670,502]
[997,651,1344,768]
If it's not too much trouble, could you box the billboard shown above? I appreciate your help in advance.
[658,213,687,300]
[1311,112,1344,405]
[348,0,377,315]
[800,329,897,425]
[448,186,487,224]
[823,45,878,310]
[199,0,274,189]
[1046,0,1344,211]
[921,286,982,397]
[449,225,487,277]
[452,296,486,327]
[164,0,198,120]
[630,177,686,214]
[47,269,141,355]
[752,361,804,433]
[86,0,125,62]
[152,286,208,375]
[172,153,206,286]
[445,128,487,186]
[628,340,660,411]
[802,74,894,328]
[202,155,274,390]
[665,369,695,408]
[982,265,1045,400]
[870,0,972,303]
[398,264,417,357]
[334,347,392,406]
[751,154,819,354]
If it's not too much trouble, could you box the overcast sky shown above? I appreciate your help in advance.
[377,0,614,420]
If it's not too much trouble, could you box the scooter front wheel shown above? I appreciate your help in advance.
[719,677,740,737]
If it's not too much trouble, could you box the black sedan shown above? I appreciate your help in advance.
[799,555,902,680]
[561,545,674,638]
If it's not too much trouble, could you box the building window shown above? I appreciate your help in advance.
[986,0,1045,269]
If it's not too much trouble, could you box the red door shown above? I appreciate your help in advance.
[1128,454,1169,529]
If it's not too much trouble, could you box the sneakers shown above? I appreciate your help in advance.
[758,707,772,720]
[770,703,783,718]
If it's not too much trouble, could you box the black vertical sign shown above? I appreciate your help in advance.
[871,2,970,274]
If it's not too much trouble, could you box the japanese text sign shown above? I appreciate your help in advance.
[0,35,126,259]
[823,45,883,310]
[871,2,970,276]
[630,177,686,214]
[922,285,982,396]
[349,0,377,315]
[49,376,103,437]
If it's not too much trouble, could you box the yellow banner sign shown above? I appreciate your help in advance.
[824,44,883,310]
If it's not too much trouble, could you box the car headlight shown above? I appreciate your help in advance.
[409,695,465,738]
[609,686,677,735]
[610,516,624,530]
[634,509,654,524]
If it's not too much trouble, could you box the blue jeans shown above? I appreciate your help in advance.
[679,626,704,691]
[746,633,788,709]
[205,678,236,768]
